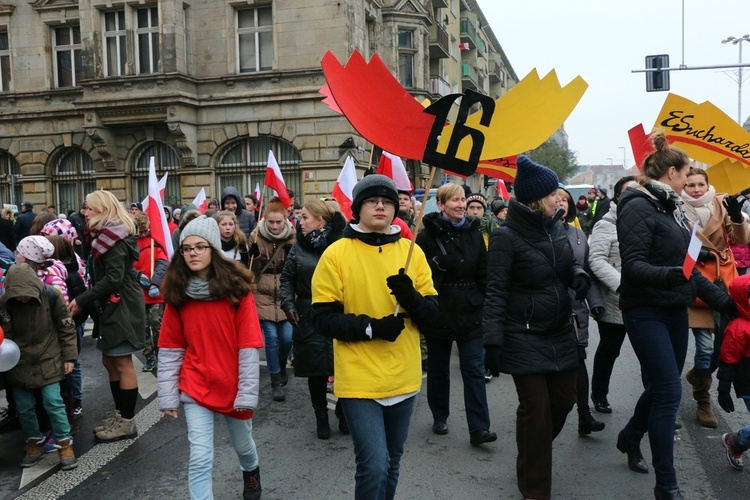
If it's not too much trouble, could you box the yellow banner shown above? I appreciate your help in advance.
[706,158,750,195]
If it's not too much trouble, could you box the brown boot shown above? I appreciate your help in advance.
[689,368,718,428]
[57,438,78,470]
[20,437,45,468]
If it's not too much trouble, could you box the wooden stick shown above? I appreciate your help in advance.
[395,165,437,315]
[368,145,375,170]
[248,185,267,271]
[150,238,155,277]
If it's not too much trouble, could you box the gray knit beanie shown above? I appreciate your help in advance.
[179,215,222,252]
[351,174,399,220]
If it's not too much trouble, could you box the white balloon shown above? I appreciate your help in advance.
[0,338,21,372]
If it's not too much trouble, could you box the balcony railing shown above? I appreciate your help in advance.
[459,18,476,45]
[461,61,478,86]
[430,76,450,96]
[489,60,503,83]
[474,36,486,56]
[429,23,450,59]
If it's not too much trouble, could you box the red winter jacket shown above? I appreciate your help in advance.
[731,240,750,269]
[133,235,167,305]
[719,273,750,397]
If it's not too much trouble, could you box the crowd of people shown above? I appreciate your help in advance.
[1,132,750,500]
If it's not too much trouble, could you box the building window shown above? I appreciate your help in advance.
[103,10,126,76]
[398,29,415,88]
[237,6,273,73]
[54,148,96,214]
[136,6,159,74]
[53,26,82,88]
[132,142,181,207]
[217,137,300,199]
[0,31,10,92]
[0,150,22,208]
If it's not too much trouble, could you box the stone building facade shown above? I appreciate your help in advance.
[0,0,517,213]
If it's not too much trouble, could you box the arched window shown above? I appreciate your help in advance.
[217,137,301,201]
[0,150,22,208]
[132,142,181,207]
[54,148,96,214]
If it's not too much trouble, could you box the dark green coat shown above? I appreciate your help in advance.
[0,263,77,390]
[75,237,146,351]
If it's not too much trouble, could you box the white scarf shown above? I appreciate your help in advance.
[681,185,716,229]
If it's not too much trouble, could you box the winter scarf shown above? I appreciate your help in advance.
[304,224,335,250]
[257,218,294,242]
[681,185,716,230]
[185,277,212,300]
[646,179,691,230]
[90,218,131,259]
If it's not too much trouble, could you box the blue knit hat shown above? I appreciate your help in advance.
[513,155,560,204]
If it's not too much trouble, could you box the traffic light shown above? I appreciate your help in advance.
[645,54,670,92]
[483,175,496,189]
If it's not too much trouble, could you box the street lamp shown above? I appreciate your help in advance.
[618,146,627,169]
[721,34,750,124]
[606,157,613,166]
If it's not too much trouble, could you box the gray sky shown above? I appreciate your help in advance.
[476,0,750,167]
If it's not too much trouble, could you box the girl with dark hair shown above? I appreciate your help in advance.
[280,199,347,439]
[616,132,734,499]
[588,175,637,414]
[158,215,264,500]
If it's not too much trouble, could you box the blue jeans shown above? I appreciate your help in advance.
[260,320,293,375]
[733,399,750,452]
[622,306,689,491]
[67,324,85,403]
[15,383,71,441]
[340,396,415,500]
[426,335,490,432]
[691,328,713,370]
[183,399,259,500]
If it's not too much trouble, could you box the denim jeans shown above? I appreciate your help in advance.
[691,328,713,370]
[591,321,627,399]
[622,306,689,491]
[67,324,85,403]
[426,335,490,432]
[260,320,293,374]
[183,399,259,500]
[339,396,415,500]
[733,399,750,452]
[15,383,71,441]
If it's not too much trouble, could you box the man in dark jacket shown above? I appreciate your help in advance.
[14,201,36,242]
[220,186,256,238]
[0,212,16,252]
[591,188,611,227]
[68,202,88,259]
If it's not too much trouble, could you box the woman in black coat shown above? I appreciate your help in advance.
[616,132,733,500]
[416,183,495,447]
[280,200,346,439]
[483,156,590,500]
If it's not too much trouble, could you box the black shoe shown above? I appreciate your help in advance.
[654,487,683,500]
[315,411,331,440]
[592,395,612,414]
[674,420,683,430]
[578,413,606,435]
[470,429,497,447]
[616,430,648,473]
[0,408,20,434]
[432,420,448,435]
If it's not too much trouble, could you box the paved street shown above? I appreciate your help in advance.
[1,321,749,499]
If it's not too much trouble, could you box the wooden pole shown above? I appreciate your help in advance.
[150,238,155,278]
[367,145,375,171]
[248,185,267,271]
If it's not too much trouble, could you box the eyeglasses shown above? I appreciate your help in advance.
[362,198,396,208]
[180,245,211,255]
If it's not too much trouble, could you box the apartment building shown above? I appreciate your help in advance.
[0,0,517,212]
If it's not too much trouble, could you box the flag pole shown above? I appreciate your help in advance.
[367,145,375,170]
[248,185,267,272]
[395,165,436,315]
[150,237,155,278]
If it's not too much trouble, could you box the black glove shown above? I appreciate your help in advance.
[697,247,713,264]
[248,243,260,258]
[718,380,735,413]
[370,315,405,342]
[571,272,591,301]
[723,196,746,224]
[484,345,503,377]
[285,309,300,328]
[590,306,605,320]
[665,267,688,287]
[722,297,738,319]
[432,254,462,271]
[386,268,416,306]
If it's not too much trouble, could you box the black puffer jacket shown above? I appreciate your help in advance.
[416,212,486,340]
[617,183,730,311]
[279,213,346,377]
[482,200,582,375]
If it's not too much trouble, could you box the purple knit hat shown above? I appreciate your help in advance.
[40,218,79,243]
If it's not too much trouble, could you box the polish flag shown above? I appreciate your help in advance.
[142,172,169,211]
[145,157,175,259]
[265,150,292,208]
[682,221,702,279]
[253,182,263,208]
[458,42,471,51]
[497,179,510,200]
[376,151,413,192]
[332,156,358,220]
[191,188,207,213]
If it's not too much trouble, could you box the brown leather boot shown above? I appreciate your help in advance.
[20,437,45,468]
[690,368,718,428]
[57,438,78,470]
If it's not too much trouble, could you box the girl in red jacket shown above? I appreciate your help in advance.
[157,215,264,500]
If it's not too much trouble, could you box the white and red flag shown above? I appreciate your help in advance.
[682,221,702,279]
[142,172,168,211]
[191,188,207,213]
[376,151,413,192]
[331,156,358,220]
[458,42,471,51]
[145,157,175,259]
[497,179,510,200]
[265,150,292,208]
[253,182,263,207]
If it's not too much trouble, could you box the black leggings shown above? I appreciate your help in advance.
[591,321,627,399]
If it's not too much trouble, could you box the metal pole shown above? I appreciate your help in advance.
[739,42,744,124]
[619,146,626,169]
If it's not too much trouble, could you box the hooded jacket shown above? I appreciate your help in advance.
[718,273,750,397]
[0,263,77,389]
[250,220,295,322]
[221,186,256,238]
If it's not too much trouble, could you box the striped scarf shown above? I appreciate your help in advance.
[90,218,131,258]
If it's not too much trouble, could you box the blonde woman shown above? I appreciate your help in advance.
[68,190,146,443]
[214,210,250,267]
